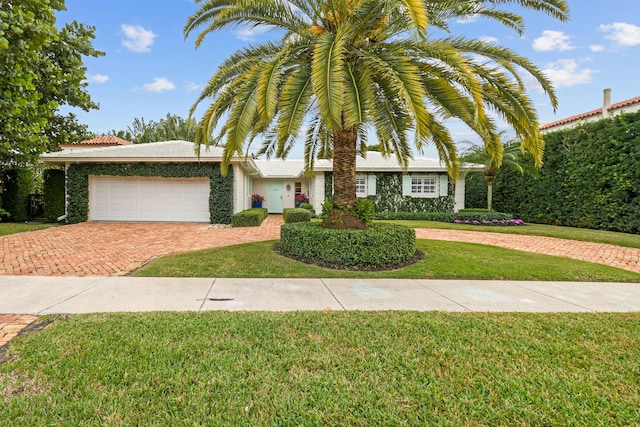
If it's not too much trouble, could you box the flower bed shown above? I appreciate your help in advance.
[454,219,524,226]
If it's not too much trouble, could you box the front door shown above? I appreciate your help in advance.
[267,181,284,213]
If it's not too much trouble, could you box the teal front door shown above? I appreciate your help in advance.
[267,181,284,213]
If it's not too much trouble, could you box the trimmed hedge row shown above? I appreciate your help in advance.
[279,222,416,268]
[44,169,65,222]
[283,208,311,223]
[1,168,34,222]
[473,111,640,233]
[232,208,268,227]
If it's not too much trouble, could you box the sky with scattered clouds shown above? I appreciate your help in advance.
[59,0,640,158]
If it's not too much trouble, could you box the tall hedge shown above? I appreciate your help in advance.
[44,169,65,222]
[484,111,640,233]
[1,168,34,222]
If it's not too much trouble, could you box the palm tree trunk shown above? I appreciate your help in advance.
[321,127,366,229]
[487,181,493,212]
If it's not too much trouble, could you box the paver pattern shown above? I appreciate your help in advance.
[415,229,640,274]
[0,314,38,347]
[1,215,282,276]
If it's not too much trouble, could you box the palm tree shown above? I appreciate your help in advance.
[184,0,568,228]
[462,139,538,212]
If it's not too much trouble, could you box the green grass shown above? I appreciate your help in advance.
[383,220,640,249]
[0,222,57,237]
[2,312,639,425]
[132,239,640,282]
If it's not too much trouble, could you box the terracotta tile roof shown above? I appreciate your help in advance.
[540,95,640,130]
[72,135,133,145]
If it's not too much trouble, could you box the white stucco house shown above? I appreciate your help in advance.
[540,88,640,134]
[41,140,480,223]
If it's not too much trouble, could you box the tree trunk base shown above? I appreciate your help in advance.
[321,208,367,230]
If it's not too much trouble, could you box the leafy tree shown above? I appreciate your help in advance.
[462,138,537,211]
[0,0,102,167]
[185,0,568,228]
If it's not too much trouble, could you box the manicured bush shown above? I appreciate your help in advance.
[232,208,267,227]
[299,202,315,216]
[1,168,34,222]
[43,169,65,222]
[356,198,375,224]
[283,208,311,223]
[279,222,416,269]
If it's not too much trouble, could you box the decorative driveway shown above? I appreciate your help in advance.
[1,217,639,276]
[1,216,282,276]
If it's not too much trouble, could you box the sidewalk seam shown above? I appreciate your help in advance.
[320,279,346,311]
[199,278,217,312]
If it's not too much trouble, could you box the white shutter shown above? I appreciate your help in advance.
[367,175,377,196]
[402,175,412,196]
[439,175,448,197]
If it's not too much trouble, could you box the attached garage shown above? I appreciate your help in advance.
[89,176,211,222]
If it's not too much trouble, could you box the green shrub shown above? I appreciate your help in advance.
[43,169,65,222]
[1,168,34,222]
[232,208,268,227]
[356,198,375,224]
[321,199,333,218]
[284,208,311,223]
[299,202,315,216]
[280,222,416,268]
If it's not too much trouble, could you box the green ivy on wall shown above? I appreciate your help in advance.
[323,172,454,212]
[66,163,233,224]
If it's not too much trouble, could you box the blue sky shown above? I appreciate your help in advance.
[58,0,640,158]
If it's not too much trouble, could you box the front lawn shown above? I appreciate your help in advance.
[2,312,638,425]
[0,222,57,237]
[132,239,640,282]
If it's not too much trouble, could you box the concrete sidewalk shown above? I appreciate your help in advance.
[1,276,640,313]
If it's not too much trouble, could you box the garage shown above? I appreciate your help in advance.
[89,176,211,222]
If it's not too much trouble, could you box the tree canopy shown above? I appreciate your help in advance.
[185,0,569,228]
[0,0,103,167]
[108,114,199,144]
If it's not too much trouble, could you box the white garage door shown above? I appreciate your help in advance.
[89,176,211,222]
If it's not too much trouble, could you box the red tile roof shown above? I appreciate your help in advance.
[540,95,640,130]
[65,135,133,146]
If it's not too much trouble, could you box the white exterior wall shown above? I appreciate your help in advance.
[232,165,247,214]
[312,173,325,214]
[454,176,465,212]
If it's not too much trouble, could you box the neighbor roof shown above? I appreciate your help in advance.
[62,135,133,146]
[540,95,640,131]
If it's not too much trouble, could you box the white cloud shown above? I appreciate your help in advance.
[457,15,479,24]
[599,22,640,46]
[480,36,499,44]
[184,81,201,93]
[87,74,109,83]
[234,25,270,41]
[143,77,176,92]
[590,44,605,52]
[121,24,157,53]
[532,30,575,52]
[542,59,596,87]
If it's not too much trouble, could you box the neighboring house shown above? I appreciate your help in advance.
[540,88,640,134]
[59,135,133,151]
[40,140,481,223]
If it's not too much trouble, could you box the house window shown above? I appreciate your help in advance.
[355,175,367,196]
[294,182,302,196]
[411,176,437,197]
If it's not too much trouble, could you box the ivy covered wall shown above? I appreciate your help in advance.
[66,163,233,224]
[324,172,454,212]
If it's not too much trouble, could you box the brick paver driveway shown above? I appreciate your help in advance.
[1,216,282,276]
[2,217,639,276]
